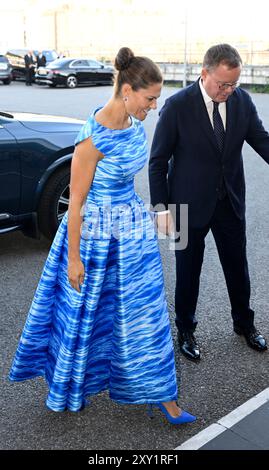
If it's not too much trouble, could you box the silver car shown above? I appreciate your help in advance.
[0,55,12,85]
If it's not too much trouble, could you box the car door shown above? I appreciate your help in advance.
[0,120,20,217]
[87,60,103,84]
[70,60,90,84]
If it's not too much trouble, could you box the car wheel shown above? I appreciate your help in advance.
[38,166,70,240]
[3,78,11,85]
[66,75,78,88]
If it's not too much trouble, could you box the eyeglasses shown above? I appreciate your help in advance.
[212,78,240,91]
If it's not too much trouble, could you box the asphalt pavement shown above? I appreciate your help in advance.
[0,81,269,451]
[177,387,269,450]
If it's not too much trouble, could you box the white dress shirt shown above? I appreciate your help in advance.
[199,78,226,130]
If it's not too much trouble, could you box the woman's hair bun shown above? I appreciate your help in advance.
[114,47,135,71]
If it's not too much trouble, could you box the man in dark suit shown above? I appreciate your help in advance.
[36,51,46,68]
[149,44,268,361]
[24,51,36,86]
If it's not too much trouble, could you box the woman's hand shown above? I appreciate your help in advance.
[68,259,85,292]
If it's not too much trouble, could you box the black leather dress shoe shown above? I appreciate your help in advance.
[177,331,200,361]
[234,325,267,351]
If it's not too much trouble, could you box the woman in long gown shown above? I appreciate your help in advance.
[9,47,196,425]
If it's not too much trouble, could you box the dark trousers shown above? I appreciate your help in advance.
[25,68,34,85]
[175,195,254,332]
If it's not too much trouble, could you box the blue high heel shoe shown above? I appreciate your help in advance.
[148,403,196,424]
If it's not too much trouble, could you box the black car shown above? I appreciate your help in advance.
[0,110,84,240]
[35,58,114,88]
[0,55,12,85]
[5,49,58,80]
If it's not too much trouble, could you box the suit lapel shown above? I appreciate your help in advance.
[188,81,238,159]
[223,92,236,156]
[188,81,220,154]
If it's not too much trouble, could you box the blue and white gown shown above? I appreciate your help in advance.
[9,109,178,412]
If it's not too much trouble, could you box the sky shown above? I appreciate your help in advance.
[1,0,269,44]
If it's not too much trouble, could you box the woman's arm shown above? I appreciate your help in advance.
[67,137,102,292]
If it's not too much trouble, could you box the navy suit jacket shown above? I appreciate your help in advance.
[149,80,269,228]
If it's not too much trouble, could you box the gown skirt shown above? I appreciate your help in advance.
[9,111,178,412]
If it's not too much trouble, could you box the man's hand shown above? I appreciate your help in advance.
[156,210,175,237]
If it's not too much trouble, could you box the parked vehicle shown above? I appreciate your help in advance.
[5,49,58,80]
[35,58,114,88]
[0,110,84,240]
[0,55,13,84]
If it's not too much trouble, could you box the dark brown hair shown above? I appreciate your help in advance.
[114,47,162,96]
[203,44,242,71]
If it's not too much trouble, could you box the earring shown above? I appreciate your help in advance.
[123,96,128,102]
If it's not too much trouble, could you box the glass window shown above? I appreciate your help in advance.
[49,59,69,67]
[42,50,58,61]
[71,60,89,67]
[87,60,102,68]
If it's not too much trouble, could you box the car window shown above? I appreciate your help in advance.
[71,60,89,67]
[42,50,58,61]
[87,60,102,68]
[48,59,69,67]
[0,55,8,63]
